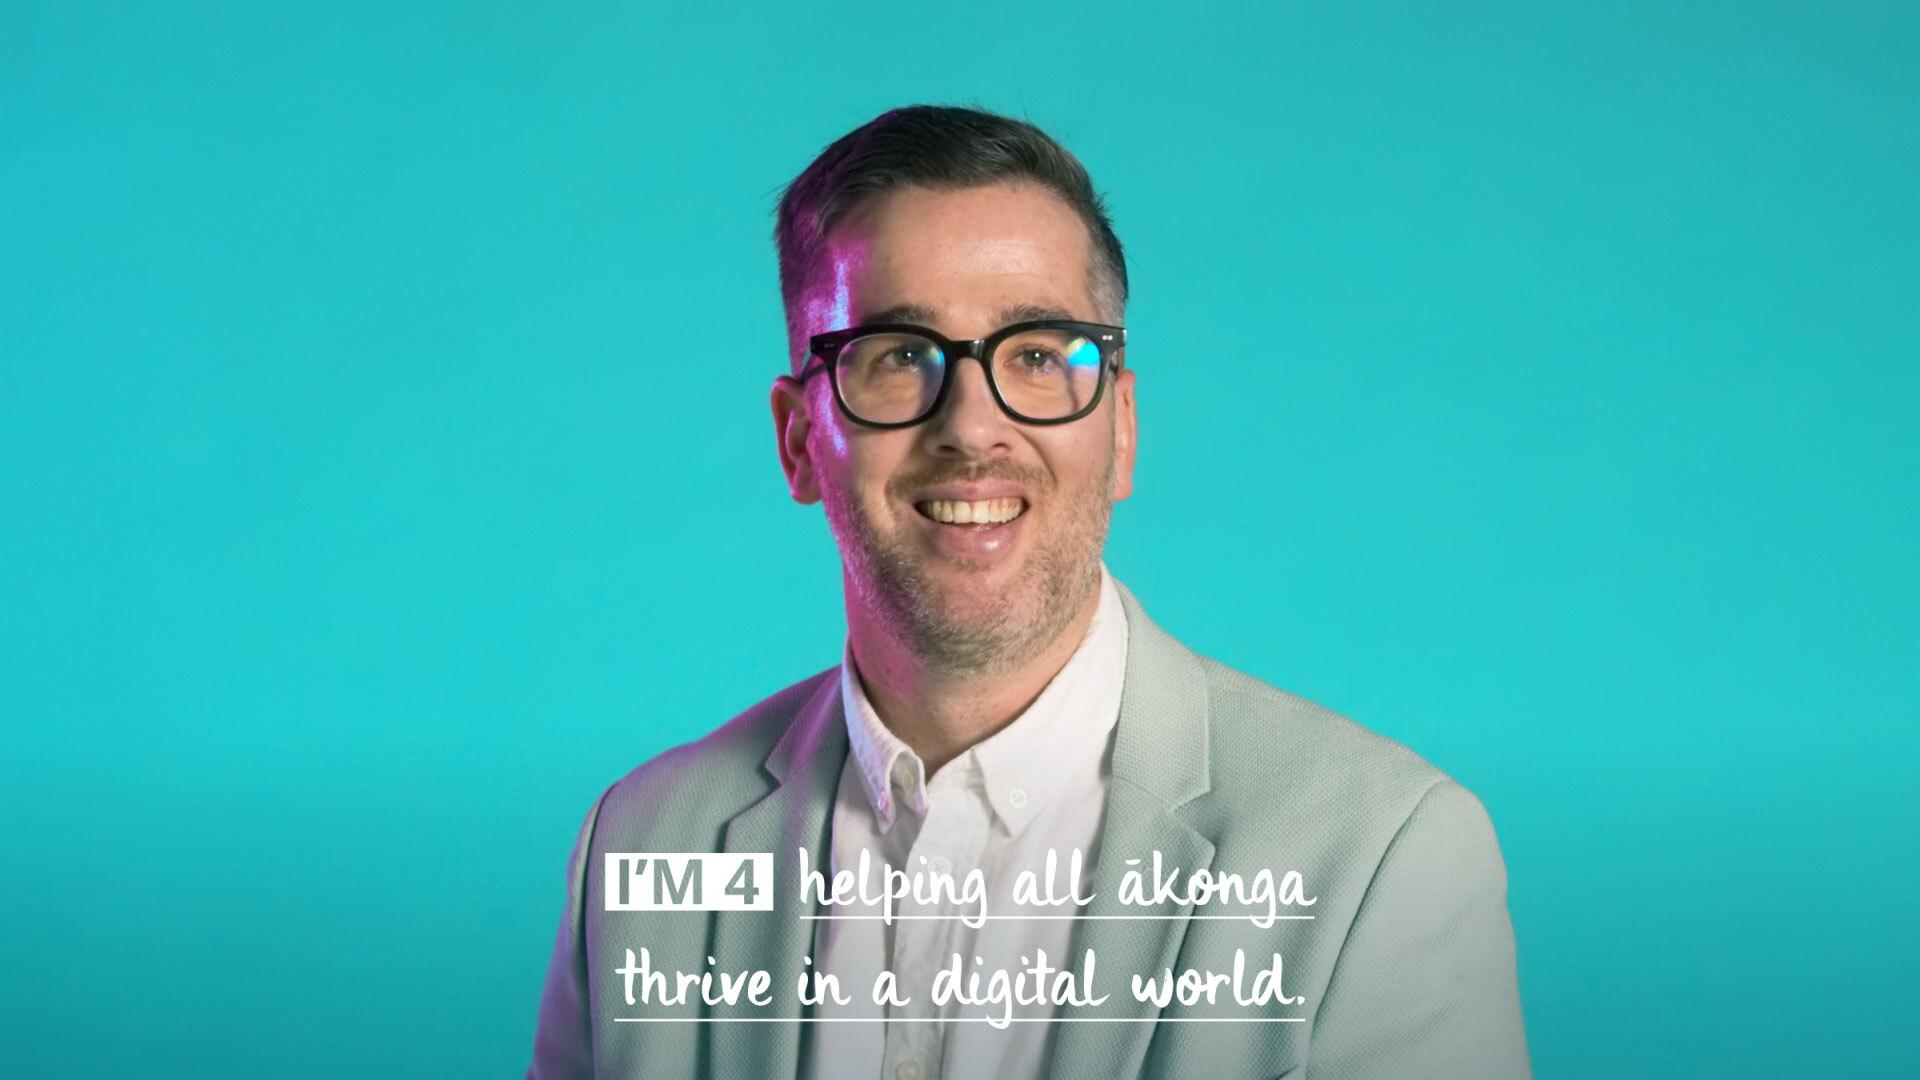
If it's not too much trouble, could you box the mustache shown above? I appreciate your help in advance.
[888,460,1049,498]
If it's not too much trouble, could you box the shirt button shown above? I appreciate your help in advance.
[1008,787,1029,809]
[928,856,952,876]
[895,1060,924,1080]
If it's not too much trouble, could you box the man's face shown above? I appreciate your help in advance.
[773,181,1137,674]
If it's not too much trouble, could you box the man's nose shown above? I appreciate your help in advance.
[925,351,1012,456]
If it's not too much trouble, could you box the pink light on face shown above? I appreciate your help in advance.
[801,240,867,457]
[803,239,862,335]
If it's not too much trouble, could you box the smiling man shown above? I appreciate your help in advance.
[528,105,1531,1080]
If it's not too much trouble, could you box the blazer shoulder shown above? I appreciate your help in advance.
[1196,654,1466,827]
[594,664,838,833]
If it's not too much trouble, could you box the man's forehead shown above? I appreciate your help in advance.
[828,185,1088,265]
[801,188,1097,334]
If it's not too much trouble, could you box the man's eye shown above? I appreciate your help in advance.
[881,348,928,368]
[1013,348,1061,372]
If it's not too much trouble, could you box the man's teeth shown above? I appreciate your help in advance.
[920,498,1025,525]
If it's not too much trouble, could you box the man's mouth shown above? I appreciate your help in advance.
[914,498,1027,527]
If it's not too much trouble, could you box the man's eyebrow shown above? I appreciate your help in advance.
[855,301,1082,328]
[857,302,939,325]
[996,302,1079,324]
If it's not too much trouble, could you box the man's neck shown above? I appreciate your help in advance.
[845,580,1104,777]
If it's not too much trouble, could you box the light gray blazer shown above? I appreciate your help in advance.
[529,581,1530,1079]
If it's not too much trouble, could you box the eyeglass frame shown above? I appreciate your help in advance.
[790,319,1128,429]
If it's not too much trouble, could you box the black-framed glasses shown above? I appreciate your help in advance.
[796,319,1126,428]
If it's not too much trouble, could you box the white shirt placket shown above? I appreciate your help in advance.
[883,753,991,1080]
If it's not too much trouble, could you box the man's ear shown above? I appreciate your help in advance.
[771,375,821,504]
[1109,366,1138,501]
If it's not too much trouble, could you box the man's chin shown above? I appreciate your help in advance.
[916,550,1017,581]
[911,566,1012,614]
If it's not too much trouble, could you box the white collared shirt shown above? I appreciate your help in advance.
[800,564,1129,1080]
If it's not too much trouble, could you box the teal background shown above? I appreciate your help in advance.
[4,2,1915,1076]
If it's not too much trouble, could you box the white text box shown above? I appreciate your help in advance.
[603,852,773,912]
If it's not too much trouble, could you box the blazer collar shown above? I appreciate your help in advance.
[1107,577,1212,808]
[1051,579,1218,1079]
[705,668,846,1080]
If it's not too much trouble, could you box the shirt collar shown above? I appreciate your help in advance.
[839,563,1130,835]
[837,643,925,831]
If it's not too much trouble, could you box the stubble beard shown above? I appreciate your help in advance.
[823,452,1114,680]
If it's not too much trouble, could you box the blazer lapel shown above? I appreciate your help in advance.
[1050,581,1216,1080]
[705,671,848,1080]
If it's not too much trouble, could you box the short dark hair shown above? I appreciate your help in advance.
[774,104,1128,369]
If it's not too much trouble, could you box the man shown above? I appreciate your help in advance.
[528,104,1530,1080]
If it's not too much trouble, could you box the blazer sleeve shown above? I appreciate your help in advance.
[527,788,611,1080]
[1306,779,1532,1079]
